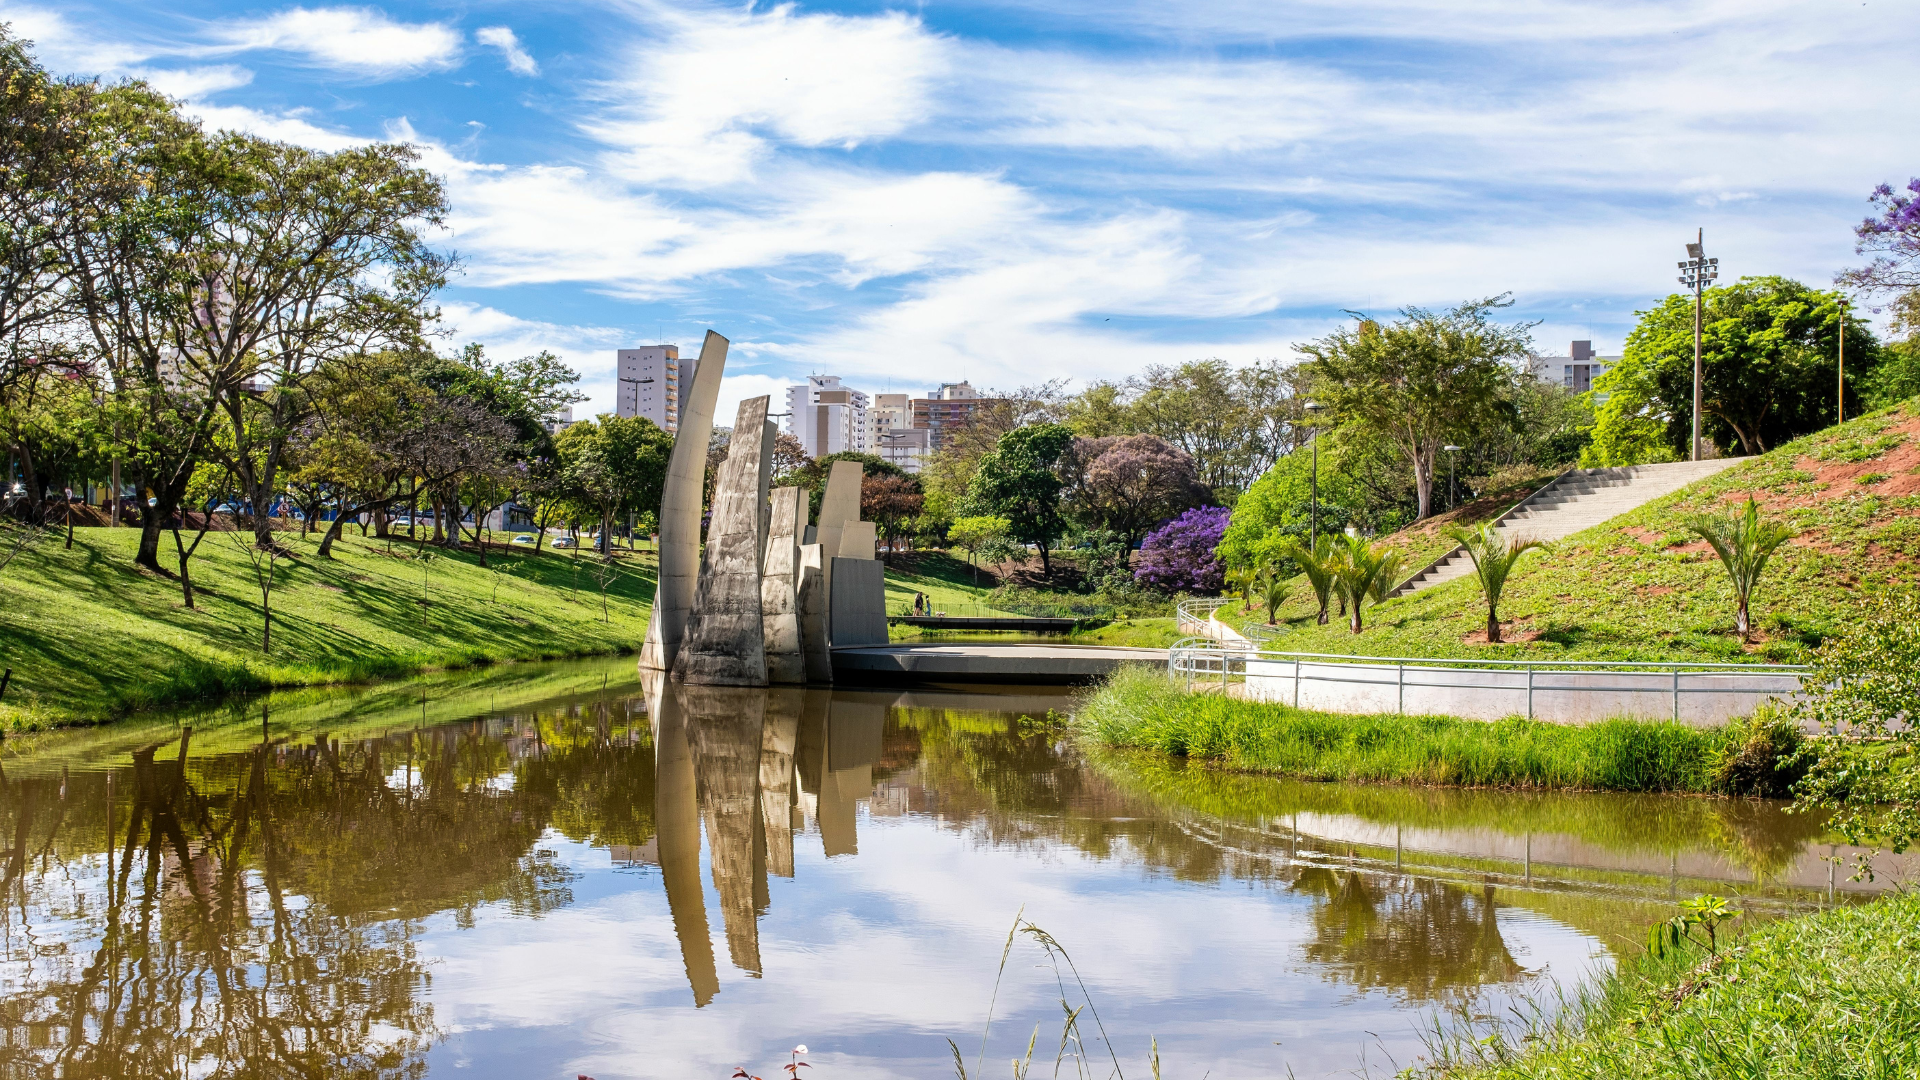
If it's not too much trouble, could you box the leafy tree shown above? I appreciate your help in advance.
[1683,498,1796,639]
[1061,434,1208,564]
[776,451,905,523]
[1329,534,1395,633]
[1443,523,1547,643]
[1298,298,1532,520]
[965,423,1075,574]
[1110,360,1305,499]
[1791,591,1920,869]
[947,514,1010,584]
[555,415,672,555]
[1838,177,1920,336]
[1217,434,1412,574]
[1133,506,1229,593]
[1587,278,1878,462]
[861,473,924,557]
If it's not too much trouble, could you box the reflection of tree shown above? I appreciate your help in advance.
[1300,872,1524,1002]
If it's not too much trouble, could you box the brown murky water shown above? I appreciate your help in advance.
[0,657,1887,1078]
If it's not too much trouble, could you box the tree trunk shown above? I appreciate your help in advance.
[135,502,167,573]
[1486,608,1502,644]
[1349,598,1363,634]
[318,513,347,559]
[1412,446,1435,521]
[1735,597,1750,639]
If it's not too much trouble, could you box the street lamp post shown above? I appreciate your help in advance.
[1442,445,1462,510]
[1678,230,1719,461]
[1838,295,1848,426]
[1304,401,1325,547]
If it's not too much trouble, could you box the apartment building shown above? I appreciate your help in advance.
[1528,340,1617,394]
[615,345,698,432]
[786,375,871,457]
[910,381,989,451]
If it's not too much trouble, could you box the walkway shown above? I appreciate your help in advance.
[831,643,1165,684]
[1391,458,1743,597]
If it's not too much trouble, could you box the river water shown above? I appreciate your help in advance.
[0,656,1889,1079]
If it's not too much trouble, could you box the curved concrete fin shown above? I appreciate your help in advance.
[796,544,832,683]
[815,459,863,560]
[641,330,729,672]
[757,419,776,570]
[674,395,771,686]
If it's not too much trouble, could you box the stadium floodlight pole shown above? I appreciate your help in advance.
[1677,229,1719,461]
[1305,400,1325,547]
[1838,295,1848,426]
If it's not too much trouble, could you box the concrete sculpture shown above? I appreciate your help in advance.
[640,330,729,674]
[637,345,886,685]
[673,397,772,686]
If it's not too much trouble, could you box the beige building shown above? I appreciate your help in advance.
[616,345,698,432]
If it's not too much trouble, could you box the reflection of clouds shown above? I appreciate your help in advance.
[417,818,1606,1079]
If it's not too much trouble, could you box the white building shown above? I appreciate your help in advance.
[786,375,871,457]
[1528,340,1617,394]
[615,345,698,432]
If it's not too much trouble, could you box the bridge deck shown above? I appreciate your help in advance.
[830,643,1165,684]
[886,615,1083,633]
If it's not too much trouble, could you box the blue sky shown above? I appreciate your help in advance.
[11,0,1918,419]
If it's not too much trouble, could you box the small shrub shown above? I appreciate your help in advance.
[1710,706,1809,798]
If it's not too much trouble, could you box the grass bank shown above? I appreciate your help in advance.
[0,527,656,728]
[1252,400,1920,664]
[1076,665,1803,794]
[1422,887,1920,1079]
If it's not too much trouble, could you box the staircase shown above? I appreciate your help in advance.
[1388,459,1743,598]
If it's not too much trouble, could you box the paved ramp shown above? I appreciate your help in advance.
[831,644,1165,684]
[1392,458,1743,598]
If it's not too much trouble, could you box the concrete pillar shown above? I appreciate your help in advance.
[839,521,877,561]
[814,459,863,559]
[673,397,771,686]
[757,419,776,568]
[640,330,729,673]
[829,557,889,646]
[762,487,806,684]
[647,671,719,1005]
[797,543,832,683]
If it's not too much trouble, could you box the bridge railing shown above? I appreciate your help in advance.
[1167,644,1808,725]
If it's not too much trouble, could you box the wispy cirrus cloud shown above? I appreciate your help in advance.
[205,6,462,78]
[475,26,537,77]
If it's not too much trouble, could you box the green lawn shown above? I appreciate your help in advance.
[0,527,657,727]
[1248,400,1920,663]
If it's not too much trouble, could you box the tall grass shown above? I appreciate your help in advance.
[1076,666,1794,794]
[1414,887,1920,1078]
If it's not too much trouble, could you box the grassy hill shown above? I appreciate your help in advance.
[1239,400,1920,664]
[0,528,659,728]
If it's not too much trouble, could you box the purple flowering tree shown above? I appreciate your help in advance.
[1133,506,1230,593]
[1840,178,1920,325]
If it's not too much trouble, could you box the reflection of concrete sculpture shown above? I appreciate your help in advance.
[796,696,885,858]
[640,331,729,673]
[685,685,768,976]
[761,487,807,684]
[759,689,803,879]
[646,671,720,1005]
[674,397,772,686]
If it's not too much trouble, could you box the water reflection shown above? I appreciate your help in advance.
[0,659,1897,1078]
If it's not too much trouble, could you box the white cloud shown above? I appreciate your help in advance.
[476,26,537,77]
[208,7,462,77]
[180,101,370,151]
[134,64,253,100]
[0,3,150,70]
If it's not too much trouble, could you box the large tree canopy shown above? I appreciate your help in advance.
[1586,276,1878,463]
[1298,297,1531,521]
[964,422,1075,573]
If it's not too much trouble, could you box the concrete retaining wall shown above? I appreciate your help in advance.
[1238,657,1801,725]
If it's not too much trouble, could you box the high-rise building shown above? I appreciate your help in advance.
[1528,340,1616,394]
[786,375,871,457]
[869,393,927,472]
[616,345,698,432]
[910,381,990,451]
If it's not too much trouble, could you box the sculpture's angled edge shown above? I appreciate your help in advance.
[756,419,776,570]
[796,543,832,683]
[640,329,728,672]
[673,396,772,686]
[761,486,806,684]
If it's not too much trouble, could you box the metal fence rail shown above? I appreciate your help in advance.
[1167,643,1808,723]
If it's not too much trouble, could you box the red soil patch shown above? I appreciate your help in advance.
[1640,585,1676,597]
[1461,622,1543,645]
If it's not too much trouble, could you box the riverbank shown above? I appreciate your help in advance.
[1420,886,1920,1079]
[0,528,655,729]
[1075,665,1805,794]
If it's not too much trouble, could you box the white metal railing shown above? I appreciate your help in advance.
[1175,597,1235,629]
[1167,644,1808,723]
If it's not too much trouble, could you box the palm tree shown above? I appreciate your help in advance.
[1683,498,1797,640]
[1225,564,1258,613]
[1282,535,1342,625]
[1443,522,1547,644]
[1256,559,1293,625]
[1331,533,1395,634]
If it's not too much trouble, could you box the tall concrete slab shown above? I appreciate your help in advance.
[815,460,863,559]
[757,419,776,567]
[796,544,832,683]
[640,330,729,673]
[839,521,877,561]
[761,487,806,684]
[648,671,719,1005]
[829,557,889,646]
[674,397,771,686]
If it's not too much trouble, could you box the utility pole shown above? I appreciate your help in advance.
[1304,401,1324,547]
[1678,230,1719,461]
[1838,295,1847,426]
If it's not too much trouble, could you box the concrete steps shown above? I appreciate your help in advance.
[1388,458,1742,598]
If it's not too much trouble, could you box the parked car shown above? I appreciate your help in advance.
[551,535,578,549]
[511,533,536,545]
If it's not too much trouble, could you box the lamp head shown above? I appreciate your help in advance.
[1685,242,1704,259]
